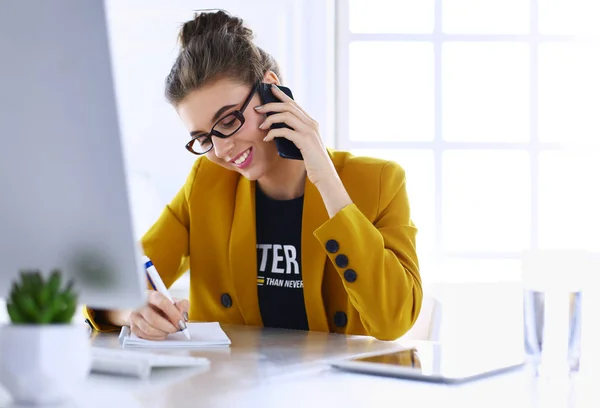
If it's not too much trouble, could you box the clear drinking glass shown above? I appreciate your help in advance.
[523,288,582,375]
[521,250,595,377]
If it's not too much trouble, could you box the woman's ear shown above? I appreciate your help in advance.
[262,70,280,85]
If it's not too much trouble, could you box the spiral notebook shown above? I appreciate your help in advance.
[119,322,232,348]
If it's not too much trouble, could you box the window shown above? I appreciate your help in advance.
[337,0,600,282]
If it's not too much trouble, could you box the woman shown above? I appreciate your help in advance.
[84,10,421,341]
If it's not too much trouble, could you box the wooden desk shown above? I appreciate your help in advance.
[1,324,597,408]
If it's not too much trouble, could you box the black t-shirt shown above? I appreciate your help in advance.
[255,184,309,331]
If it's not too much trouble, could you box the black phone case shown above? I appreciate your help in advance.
[257,83,303,160]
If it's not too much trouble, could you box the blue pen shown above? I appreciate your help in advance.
[143,256,191,340]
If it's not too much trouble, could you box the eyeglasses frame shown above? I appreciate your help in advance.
[185,81,261,155]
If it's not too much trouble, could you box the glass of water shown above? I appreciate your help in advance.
[523,288,582,375]
[522,250,595,377]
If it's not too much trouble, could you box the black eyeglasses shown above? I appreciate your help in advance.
[185,82,260,155]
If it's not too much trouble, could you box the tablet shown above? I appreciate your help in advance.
[330,343,524,384]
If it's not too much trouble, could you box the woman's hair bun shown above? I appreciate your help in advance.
[179,9,252,49]
[165,9,281,105]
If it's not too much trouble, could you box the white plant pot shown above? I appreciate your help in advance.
[0,324,92,405]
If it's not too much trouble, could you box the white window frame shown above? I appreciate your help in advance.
[335,0,599,281]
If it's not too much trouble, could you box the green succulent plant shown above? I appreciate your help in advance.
[6,269,78,324]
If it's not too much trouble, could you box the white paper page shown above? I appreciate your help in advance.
[120,322,231,348]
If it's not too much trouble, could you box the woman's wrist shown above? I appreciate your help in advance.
[315,174,353,218]
[103,309,132,327]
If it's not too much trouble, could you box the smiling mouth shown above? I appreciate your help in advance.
[230,147,252,167]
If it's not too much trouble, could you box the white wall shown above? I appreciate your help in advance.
[104,0,335,239]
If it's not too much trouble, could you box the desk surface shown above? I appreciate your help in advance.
[1,324,598,408]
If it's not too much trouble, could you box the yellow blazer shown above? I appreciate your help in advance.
[85,149,422,341]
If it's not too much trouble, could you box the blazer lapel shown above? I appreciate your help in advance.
[228,155,336,332]
[229,177,263,326]
[301,179,330,332]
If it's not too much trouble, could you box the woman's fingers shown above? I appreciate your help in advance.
[174,298,190,322]
[255,96,315,128]
[259,111,308,132]
[262,127,298,144]
[142,305,179,334]
[270,84,316,124]
[126,293,193,340]
[147,290,186,329]
[129,310,170,340]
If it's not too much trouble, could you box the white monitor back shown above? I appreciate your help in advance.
[0,0,146,309]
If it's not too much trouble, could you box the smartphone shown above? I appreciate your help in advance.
[257,83,303,160]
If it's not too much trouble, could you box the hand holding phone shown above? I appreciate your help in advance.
[257,83,303,160]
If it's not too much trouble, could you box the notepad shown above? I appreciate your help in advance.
[119,322,232,348]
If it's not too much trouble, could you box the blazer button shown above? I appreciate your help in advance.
[334,311,348,328]
[335,254,349,268]
[325,239,339,253]
[221,293,233,308]
[343,269,357,283]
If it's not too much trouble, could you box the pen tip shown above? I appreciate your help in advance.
[177,320,191,340]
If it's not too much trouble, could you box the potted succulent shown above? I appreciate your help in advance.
[0,269,92,405]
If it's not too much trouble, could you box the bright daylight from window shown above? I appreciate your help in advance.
[339,0,600,283]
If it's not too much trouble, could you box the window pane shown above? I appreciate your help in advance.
[539,0,600,35]
[442,0,529,34]
[349,42,434,142]
[430,259,522,282]
[442,150,530,252]
[349,0,434,34]
[351,149,435,255]
[539,151,600,251]
[442,43,529,142]
[538,43,600,145]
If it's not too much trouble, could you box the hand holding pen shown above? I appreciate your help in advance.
[127,257,191,341]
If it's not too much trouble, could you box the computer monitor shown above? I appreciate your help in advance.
[0,1,146,309]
